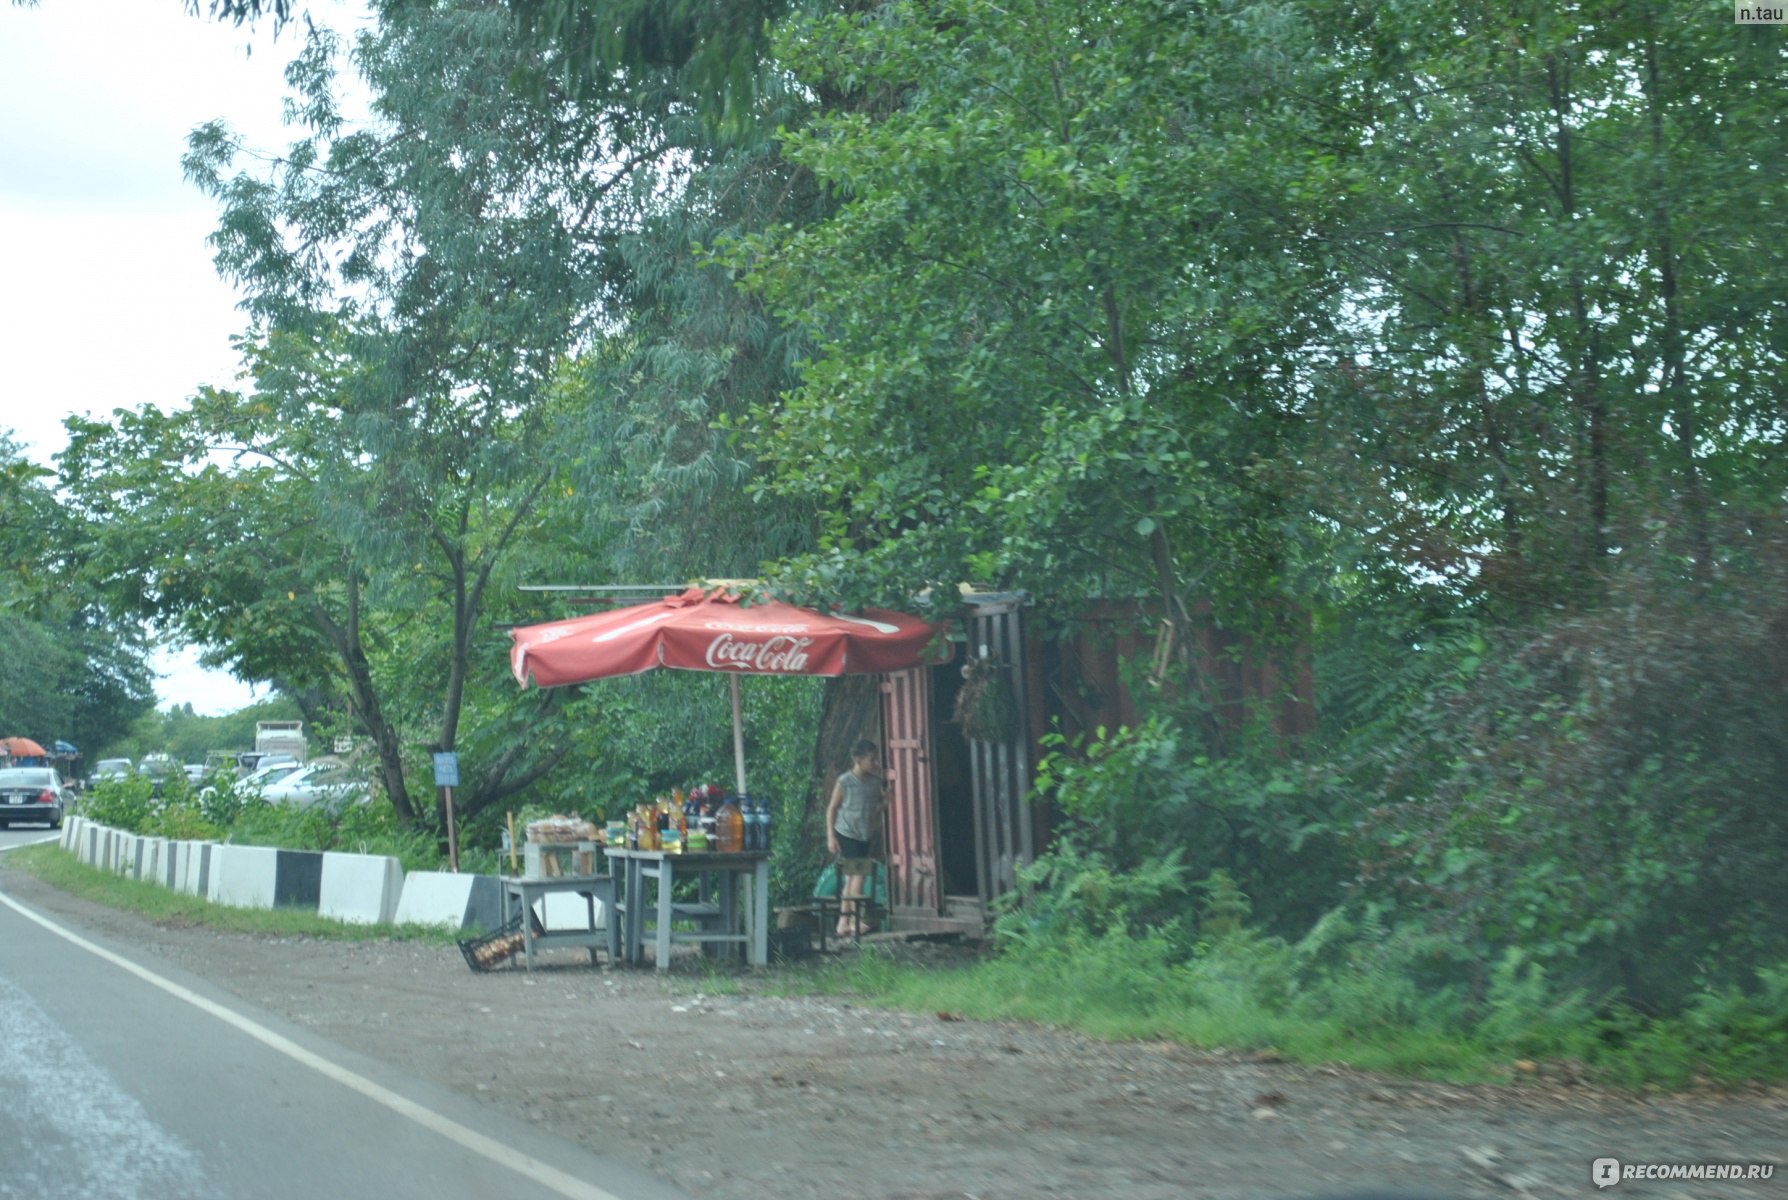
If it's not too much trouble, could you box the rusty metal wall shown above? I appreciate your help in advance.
[880,668,940,914]
[966,602,1034,904]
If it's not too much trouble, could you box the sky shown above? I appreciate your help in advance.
[1,0,368,716]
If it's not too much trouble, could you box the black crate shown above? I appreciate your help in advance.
[458,912,525,972]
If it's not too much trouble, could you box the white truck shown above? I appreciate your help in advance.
[254,721,308,764]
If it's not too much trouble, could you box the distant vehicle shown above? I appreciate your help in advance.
[205,749,244,776]
[254,753,299,774]
[259,761,370,810]
[0,766,68,829]
[184,764,207,785]
[199,761,302,803]
[254,720,307,764]
[138,754,181,797]
[91,758,134,786]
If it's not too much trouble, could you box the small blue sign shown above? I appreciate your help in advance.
[432,751,460,788]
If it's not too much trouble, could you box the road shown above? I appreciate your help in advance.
[0,834,690,1200]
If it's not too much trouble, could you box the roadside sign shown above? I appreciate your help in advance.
[432,751,459,788]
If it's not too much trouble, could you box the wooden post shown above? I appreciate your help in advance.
[444,785,459,873]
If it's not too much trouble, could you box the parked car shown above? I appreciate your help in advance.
[137,753,182,797]
[258,761,371,810]
[91,757,134,786]
[0,766,68,829]
[199,761,302,803]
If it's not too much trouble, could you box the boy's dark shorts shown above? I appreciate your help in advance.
[836,834,870,859]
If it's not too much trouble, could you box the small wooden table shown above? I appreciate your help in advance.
[498,873,619,971]
[604,848,770,971]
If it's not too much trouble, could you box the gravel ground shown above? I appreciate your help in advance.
[3,858,1782,1200]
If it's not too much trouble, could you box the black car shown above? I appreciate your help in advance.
[0,767,67,829]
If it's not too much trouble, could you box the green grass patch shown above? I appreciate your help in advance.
[9,844,459,944]
[775,937,1499,1082]
[770,930,1788,1090]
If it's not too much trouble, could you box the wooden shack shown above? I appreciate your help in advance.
[875,592,1314,938]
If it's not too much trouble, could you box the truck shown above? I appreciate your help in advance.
[254,721,308,764]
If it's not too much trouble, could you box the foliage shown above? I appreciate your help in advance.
[77,775,159,834]
[743,0,1336,626]
[229,796,439,870]
[1353,514,1788,1010]
[0,431,155,752]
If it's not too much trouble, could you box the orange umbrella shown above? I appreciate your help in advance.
[1,737,47,757]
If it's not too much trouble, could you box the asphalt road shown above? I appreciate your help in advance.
[0,838,690,1200]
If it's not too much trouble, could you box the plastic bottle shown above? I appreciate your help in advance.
[716,795,744,854]
[746,795,765,852]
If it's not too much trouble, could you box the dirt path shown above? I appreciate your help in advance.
[3,860,1781,1200]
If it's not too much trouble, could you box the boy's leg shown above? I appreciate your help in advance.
[837,874,866,936]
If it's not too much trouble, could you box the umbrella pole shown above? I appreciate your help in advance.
[730,674,748,796]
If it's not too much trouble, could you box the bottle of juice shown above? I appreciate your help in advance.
[716,796,744,854]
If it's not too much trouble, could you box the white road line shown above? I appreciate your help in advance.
[0,888,627,1200]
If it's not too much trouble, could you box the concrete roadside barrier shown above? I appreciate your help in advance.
[539,891,611,931]
[207,845,325,911]
[140,837,168,887]
[394,871,504,931]
[175,841,214,897]
[318,851,404,925]
[112,833,139,878]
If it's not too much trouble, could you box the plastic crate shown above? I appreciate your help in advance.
[458,911,525,972]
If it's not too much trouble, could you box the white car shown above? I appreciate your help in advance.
[258,762,371,809]
[199,761,301,802]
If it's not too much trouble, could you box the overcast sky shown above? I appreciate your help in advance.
[1,0,368,716]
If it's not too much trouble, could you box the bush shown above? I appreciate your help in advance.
[1354,517,1788,1011]
[79,775,157,832]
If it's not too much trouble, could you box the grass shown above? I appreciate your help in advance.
[774,940,1509,1083]
[8,843,460,944]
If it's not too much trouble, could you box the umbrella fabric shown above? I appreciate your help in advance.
[511,588,950,689]
[1,737,47,757]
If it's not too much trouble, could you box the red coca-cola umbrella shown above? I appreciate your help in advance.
[510,587,951,793]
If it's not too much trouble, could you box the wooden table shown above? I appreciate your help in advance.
[603,848,770,971]
[498,873,619,971]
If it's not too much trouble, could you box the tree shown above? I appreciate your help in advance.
[0,431,155,753]
[730,3,1346,707]
[64,5,627,824]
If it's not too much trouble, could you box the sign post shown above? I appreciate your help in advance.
[432,752,461,873]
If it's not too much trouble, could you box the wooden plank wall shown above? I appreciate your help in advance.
[967,603,1034,905]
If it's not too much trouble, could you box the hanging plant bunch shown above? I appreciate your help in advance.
[954,655,1018,742]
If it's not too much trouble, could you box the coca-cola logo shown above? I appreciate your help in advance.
[705,632,814,673]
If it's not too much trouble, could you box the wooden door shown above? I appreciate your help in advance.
[880,668,940,915]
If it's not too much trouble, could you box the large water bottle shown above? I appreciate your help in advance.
[743,795,762,852]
